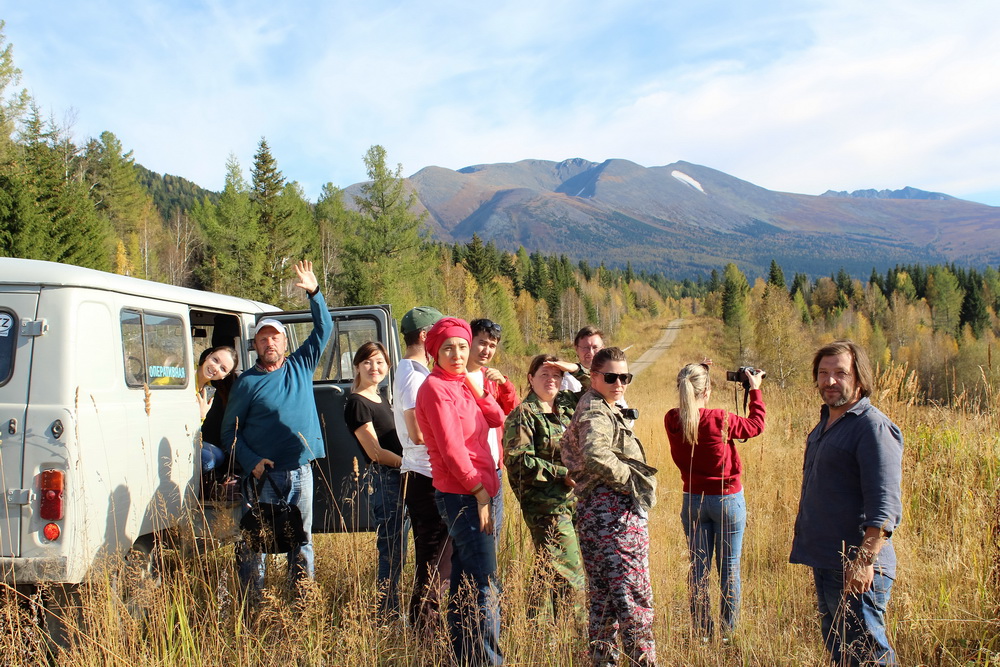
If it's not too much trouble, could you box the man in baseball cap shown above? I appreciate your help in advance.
[223,260,332,603]
[252,318,286,338]
[393,306,449,629]
[400,306,444,336]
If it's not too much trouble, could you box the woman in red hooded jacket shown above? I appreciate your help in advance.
[415,316,505,666]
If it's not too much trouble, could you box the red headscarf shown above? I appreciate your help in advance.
[425,317,472,362]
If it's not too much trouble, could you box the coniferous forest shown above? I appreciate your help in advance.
[3,20,1000,403]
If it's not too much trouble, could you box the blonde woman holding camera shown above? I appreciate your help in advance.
[664,362,765,641]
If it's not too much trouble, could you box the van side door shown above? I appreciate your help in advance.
[257,305,398,533]
[0,288,40,558]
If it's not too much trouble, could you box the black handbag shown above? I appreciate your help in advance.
[239,471,307,554]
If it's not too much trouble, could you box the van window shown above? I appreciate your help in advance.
[313,317,382,383]
[121,310,189,388]
[0,310,15,386]
[121,310,145,386]
[190,310,244,370]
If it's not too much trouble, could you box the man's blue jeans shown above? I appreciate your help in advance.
[680,490,746,636]
[436,490,503,666]
[368,464,407,618]
[813,567,897,666]
[236,464,314,599]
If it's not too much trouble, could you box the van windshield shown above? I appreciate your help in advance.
[0,310,13,386]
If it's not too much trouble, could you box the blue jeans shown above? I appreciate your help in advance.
[813,567,897,666]
[681,490,746,636]
[368,465,407,618]
[236,464,314,600]
[201,442,226,473]
[436,490,503,666]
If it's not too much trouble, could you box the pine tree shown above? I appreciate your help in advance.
[464,233,498,284]
[193,155,263,298]
[85,131,162,278]
[0,22,29,157]
[0,105,111,268]
[341,145,427,307]
[721,263,751,359]
[498,251,521,295]
[959,278,989,338]
[250,138,311,305]
[315,182,355,297]
[767,259,786,289]
[926,266,964,335]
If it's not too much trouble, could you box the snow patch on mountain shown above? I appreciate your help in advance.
[671,170,705,193]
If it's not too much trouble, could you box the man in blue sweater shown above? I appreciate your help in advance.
[223,260,333,599]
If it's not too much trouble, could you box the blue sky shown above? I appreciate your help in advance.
[4,0,999,205]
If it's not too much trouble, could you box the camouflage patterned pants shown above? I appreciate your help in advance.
[521,509,585,616]
[576,486,656,667]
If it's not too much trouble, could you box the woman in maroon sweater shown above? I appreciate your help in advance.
[415,316,505,666]
[664,362,765,640]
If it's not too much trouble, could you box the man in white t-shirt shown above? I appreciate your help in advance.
[393,306,448,631]
[465,318,520,542]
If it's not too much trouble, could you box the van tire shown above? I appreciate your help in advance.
[40,583,82,654]
[114,533,163,621]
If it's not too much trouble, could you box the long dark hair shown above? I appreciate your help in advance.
[198,345,239,407]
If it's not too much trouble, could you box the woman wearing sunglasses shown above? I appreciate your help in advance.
[664,361,765,641]
[561,347,658,666]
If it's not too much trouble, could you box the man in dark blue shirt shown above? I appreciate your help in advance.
[790,340,903,666]
[223,260,333,601]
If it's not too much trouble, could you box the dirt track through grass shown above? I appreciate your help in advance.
[628,318,683,377]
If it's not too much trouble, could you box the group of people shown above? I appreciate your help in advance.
[196,259,904,667]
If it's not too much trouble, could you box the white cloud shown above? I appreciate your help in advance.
[4,0,999,205]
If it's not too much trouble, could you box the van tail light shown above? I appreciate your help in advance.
[39,469,64,520]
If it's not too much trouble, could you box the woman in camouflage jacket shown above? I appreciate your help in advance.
[503,354,589,615]
[561,347,658,667]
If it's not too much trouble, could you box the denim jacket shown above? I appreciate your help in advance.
[789,397,903,576]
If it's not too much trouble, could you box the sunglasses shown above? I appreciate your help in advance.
[471,319,502,338]
[598,372,633,385]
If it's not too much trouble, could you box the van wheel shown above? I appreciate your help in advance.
[114,534,163,620]
[40,583,82,654]
[0,584,58,659]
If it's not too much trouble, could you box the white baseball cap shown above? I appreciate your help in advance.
[253,318,286,337]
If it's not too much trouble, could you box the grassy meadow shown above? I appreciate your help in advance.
[3,316,999,666]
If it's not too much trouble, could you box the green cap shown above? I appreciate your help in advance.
[400,306,443,335]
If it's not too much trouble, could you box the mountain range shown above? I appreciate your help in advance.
[342,158,1000,278]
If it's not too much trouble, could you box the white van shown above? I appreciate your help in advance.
[0,258,398,590]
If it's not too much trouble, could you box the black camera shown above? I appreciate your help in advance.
[726,367,766,389]
[620,408,639,421]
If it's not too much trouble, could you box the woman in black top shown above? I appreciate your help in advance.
[344,341,405,620]
[196,345,238,483]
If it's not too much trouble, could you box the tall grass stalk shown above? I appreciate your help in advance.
[2,316,997,665]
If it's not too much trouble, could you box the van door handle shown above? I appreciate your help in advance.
[7,418,15,435]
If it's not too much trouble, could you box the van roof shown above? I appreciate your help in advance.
[0,258,278,312]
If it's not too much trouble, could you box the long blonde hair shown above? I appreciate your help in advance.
[677,363,710,445]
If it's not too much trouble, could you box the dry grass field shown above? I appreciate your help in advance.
[3,316,999,666]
